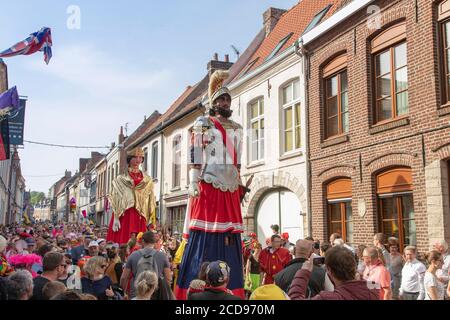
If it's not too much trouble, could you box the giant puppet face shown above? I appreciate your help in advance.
[129,156,143,168]
[213,94,232,118]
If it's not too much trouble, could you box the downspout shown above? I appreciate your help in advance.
[158,125,164,226]
[295,39,312,238]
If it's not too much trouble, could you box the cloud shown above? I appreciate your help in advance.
[26,43,175,95]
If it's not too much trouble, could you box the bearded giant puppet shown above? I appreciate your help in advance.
[174,70,251,299]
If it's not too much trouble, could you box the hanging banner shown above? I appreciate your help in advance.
[8,98,26,145]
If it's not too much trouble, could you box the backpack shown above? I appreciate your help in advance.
[135,249,159,281]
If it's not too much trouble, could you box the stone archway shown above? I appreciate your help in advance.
[242,170,308,237]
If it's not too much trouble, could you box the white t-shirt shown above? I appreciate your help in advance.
[424,271,445,300]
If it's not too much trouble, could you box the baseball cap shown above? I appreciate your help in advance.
[24,238,36,246]
[206,260,230,286]
[249,284,290,300]
[97,238,106,245]
[88,240,99,247]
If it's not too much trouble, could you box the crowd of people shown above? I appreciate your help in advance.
[1,221,449,300]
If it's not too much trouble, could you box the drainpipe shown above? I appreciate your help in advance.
[158,127,164,226]
[295,39,312,238]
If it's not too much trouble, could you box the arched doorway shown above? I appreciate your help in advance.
[255,188,303,246]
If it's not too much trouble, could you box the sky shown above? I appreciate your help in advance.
[0,0,298,193]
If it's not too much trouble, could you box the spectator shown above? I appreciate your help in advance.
[105,243,123,287]
[289,246,379,300]
[373,233,390,268]
[32,252,66,300]
[249,284,290,300]
[187,261,209,299]
[42,281,67,300]
[118,244,129,264]
[6,270,34,300]
[120,231,171,299]
[424,250,445,300]
[281,233,295,256]
[88,241,100,257]
[274,239,326,298]
[399,245,426,300]
[329,233,341,245]
[81,256,115,300]
[320,242,331,257]
[24,238,36,253]
[356,244,367,278]
[132,270,158,300]
[362,246,391,300]
[388,238,403,299]
[433,240,449,297]
[70,236,91,265]
[270,224,280,235]
[189,261,241,300]
[259,235,292,285]
[245,243,261,294]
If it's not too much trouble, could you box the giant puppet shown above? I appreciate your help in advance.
[175,70,251,300]
[106,147,156,244]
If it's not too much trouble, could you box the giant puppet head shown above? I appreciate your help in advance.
[208,70,232,118]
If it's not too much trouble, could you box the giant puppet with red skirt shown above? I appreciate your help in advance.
[174,70,251,300]
[106,147,157,244]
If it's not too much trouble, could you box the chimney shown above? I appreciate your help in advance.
[224,54,229,63]
[263,7,286,37]
[64,170,71,178]
[207,53,234,78]
[118,126,125,144]
[79,159,88,173]
[111,142,116,150]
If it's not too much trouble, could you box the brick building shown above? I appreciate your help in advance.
[304,0,450,251]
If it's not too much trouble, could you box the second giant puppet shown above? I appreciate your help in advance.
[106,147,157,244]
[175,70,250,300]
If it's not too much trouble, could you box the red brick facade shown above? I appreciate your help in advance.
[306,0,450,252]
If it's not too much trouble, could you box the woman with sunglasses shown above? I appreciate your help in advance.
[81,256,115,300]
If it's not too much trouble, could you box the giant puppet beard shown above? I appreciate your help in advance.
[214,105,233,118]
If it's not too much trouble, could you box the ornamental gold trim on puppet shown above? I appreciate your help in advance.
[127,147,145,158]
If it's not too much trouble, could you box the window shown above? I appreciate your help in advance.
[266,33,293,61]
[142,148,148,173]
[326,178,353,245]
[377,167,415,250]
[115,161,119,178]
[169,206,186,235]
[439,1,450,103]
[249,98,264,162]
[173,135,181,188]
[281,79,301,153]
[151,141,158,179]
[302,4,332,35]
[372,22,408,123]
[240,58,259,77]
[323,54,348,138]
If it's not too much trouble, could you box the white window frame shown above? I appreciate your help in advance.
[281,79,301,155]
[248,97,265,164]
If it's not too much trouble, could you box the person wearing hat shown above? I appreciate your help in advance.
[249,284,290,300]
[188,261,241,300]
[106,147,157,245]
[175,70,252,300]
